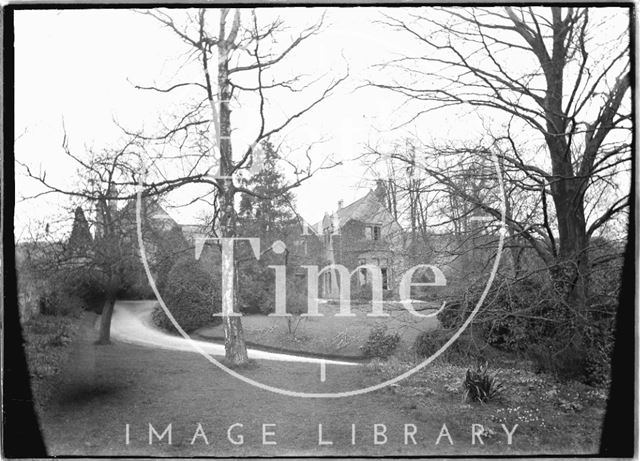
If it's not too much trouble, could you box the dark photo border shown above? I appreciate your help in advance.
[2,2,636,458]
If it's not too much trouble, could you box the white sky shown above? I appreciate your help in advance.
[13,8,487,236]
[13,7,630,239]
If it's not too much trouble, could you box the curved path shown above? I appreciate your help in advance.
[109,300,357,366]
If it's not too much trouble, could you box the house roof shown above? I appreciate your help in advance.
[335,190,388,226]
[314,189,397,232]
[119,197,179,228]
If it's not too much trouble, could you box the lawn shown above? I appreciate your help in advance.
[190,298,608,455]
[363,357,608,454]
[35,312,471,457]
[24,306,609,456]
[33,309,607,456]
[195,300,440,357]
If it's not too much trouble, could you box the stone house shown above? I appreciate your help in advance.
[310,180,406,298]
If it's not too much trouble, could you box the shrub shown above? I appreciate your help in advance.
[237,262,312,316]
[61,267,106,313]
[24,314,79,385]
[526,342,587,381]
[414,329,450,359]
[153,225,191,292]
[583,319,614,385]
[463,360,504,403]
[437,300,468,329]
[521,304,614,384]
[153,257,221,333]
[414,329,493,364]
[361,324,400,358]
[440,270,617,384]
[414,330,444,358]
[38,288,85,317]
[117,266,155,300]
[24,261,106,317]
[237,261,275,314]
[525,334,613,385]
[38,290,60,316]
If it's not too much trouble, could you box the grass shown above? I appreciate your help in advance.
[195,300,440,358]
[364,356,608,454]
[36,314,473,457]
[33,309,609,456]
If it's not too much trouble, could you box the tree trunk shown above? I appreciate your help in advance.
[543,9,590,313]
[96,295,116,345]
[217,16,249,365]
[222,316,248,364]
[551,187,590,310]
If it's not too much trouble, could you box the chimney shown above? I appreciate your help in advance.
[337,200,344,209]
[374,179,387,204]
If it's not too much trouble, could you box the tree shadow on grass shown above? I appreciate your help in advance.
[54,382,128,407]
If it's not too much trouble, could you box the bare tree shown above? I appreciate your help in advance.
[129,8,347,364]
[18,9,344,358]
[363,139,440,245]
[18,136,154,344]
[371,7,631,317]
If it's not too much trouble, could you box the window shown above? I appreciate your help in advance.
[373,226,381,240]
[365,225,381,240]
[381,268,389,290]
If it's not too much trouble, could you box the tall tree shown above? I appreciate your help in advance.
[238,140,298,239]
[372,7,631,315]
[132,8,346,364]
[20,9,344,357]
[68,206,93,255]
[235,140,301,313]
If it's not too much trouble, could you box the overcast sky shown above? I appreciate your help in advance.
[13,7,629,240]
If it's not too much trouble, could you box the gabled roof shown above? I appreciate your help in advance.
[119,197,179,228]
[335,190,389,226]
[314,189,396,231]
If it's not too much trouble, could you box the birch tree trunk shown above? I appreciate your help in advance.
[216,13,249,365]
